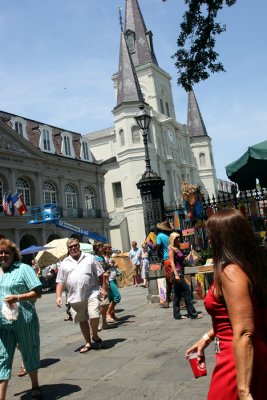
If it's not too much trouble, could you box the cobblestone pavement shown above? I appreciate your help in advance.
[8,286,215,399]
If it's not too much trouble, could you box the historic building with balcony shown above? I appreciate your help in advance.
[0,113,109,250]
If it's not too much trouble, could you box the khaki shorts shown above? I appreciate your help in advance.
[100,296,110,307]
[132,264,141,276]
[70,297,100,323]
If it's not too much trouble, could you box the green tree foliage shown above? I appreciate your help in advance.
[162,0,237,91]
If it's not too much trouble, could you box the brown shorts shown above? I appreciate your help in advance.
[132,264,141,276]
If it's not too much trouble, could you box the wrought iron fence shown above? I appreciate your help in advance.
[164,186,267,252]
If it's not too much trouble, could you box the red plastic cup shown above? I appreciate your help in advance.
[188,352,207,378]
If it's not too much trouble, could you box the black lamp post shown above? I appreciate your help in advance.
[135,104,165,236]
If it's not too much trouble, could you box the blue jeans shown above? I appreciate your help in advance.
[173,274,198,319]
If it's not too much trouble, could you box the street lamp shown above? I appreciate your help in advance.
[135,104,152,173]
[135,104,165,236]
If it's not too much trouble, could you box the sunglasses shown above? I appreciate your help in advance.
[68,244,79,249]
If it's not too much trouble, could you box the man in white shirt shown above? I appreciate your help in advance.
[56,238,107,352]
[129,241,142,287]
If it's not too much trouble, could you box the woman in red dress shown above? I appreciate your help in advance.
[185,208,267,400]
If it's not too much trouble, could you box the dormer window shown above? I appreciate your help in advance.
[15,122,23,137]
[43,129,51,151]
[125,29,135,53]
[82,142,89,160]
[64,136,71,156]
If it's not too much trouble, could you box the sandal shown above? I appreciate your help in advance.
[80,343,91,353]
[190,313,203,320]
[92,337,103,349]
[106,317,116,323]
[18,366,28,377]
[31,387,43,400]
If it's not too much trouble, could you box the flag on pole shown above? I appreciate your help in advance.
[2,193,13,216]
[12,192,27,215]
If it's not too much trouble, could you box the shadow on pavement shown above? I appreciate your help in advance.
[101,337,127,350]
[40,358,60,368]
[15,383,81,399]
[114,314,136,326]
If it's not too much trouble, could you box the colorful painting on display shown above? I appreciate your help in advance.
[173,211,181,230]
[157,277,167,303]
[195,273,206,300]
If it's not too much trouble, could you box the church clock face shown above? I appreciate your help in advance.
[167,129,174,143]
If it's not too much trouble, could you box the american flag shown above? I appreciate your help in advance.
[2,193,13,216]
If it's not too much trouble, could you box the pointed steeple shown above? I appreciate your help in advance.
[187,90,208,137]
[124,0,158,67]
[116,32,144,106]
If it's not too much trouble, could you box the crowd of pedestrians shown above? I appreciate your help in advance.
[1,208,266,400]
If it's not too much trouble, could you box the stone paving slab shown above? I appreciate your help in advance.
[7,286,215,399]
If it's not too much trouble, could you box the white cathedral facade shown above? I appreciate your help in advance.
[86,0,217,251]
[0,0,217,252]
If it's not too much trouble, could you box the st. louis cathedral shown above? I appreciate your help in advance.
[0,0,217,252]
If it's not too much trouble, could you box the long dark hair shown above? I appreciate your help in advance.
[207,208,267,301]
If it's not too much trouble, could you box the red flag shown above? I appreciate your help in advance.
[12,193,27,215]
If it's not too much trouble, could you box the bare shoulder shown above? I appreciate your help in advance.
[222,264,250,290]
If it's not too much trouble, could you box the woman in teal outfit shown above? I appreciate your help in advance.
[0,238,42,400]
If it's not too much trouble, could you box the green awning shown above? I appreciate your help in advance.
[225,140,267,190]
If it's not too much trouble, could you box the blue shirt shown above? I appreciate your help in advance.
[156,232,170,261]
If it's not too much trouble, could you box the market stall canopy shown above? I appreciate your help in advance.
[20,245,55,256]
[79,242,93,254]
[225,140,267,190]
[35,238,69,267]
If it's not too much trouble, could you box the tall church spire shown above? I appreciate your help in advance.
[124,0,158,67]
[187,90,208,137]
[116,32,144,106]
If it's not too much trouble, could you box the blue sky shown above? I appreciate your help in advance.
[0,0,266,180]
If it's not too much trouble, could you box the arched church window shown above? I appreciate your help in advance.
[43,181,57,204]
[166,102,170,117]
[199,153,206,167]
[65,184,77,209]
[16,177,31,207]
[160,99,164,114]
[119,129,125,146]
[132,126,141,144]
[84,187,95,210]
[125,30,135,53]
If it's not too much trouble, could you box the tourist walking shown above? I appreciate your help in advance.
[129,241,142,287]
[56,238,107,353]
[156,220,173,307]
[168,232,202,320]
[140,243,149,288]
[0,238,43,400]
[186,209,267,399]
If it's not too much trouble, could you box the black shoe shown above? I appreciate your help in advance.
[32,387,42,400]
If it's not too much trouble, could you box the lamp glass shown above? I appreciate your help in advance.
[135,106,151,130]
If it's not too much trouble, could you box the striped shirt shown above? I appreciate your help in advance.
[0,262,42,325]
